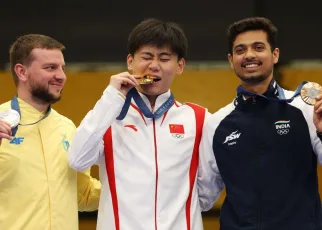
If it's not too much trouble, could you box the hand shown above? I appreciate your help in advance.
[313,95,322,132]
[0,120,12,146]
[109,72,140,96]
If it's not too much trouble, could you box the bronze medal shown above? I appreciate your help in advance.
[300,82,322,105]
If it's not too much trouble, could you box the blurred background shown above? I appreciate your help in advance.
[1,1,322,229]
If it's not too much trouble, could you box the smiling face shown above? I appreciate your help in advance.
[228,30,279,85]
[23,48,66,104]
[127,45,185,98]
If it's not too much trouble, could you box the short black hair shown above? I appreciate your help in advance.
[227,17,277,54]
[128,18,188,60]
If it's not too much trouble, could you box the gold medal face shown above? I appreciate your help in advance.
[0,109,20,128]
[300,82,322,105]
[137,76,161,85]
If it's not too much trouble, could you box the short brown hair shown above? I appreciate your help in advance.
[9,34,65,85]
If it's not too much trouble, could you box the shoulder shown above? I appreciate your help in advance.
[207,101,236,130]
[184,102,206,111]
[211,101,235,120]
[50,109,76,129]
[181,102,209,118]
[0,101,12,111]
[282,88,311,112]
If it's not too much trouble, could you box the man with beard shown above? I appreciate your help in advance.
[198,17,322,230]
[0,34,101,230]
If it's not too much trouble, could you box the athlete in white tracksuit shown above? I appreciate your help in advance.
[68,18,208,230]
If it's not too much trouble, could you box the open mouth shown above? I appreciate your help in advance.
[242,62,262,69]
[137,75,161,85]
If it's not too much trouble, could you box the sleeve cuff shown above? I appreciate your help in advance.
[104,85,126,100]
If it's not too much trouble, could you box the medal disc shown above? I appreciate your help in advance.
[138,76,161,85]
[0,109,20,128]
[300,82,322,105]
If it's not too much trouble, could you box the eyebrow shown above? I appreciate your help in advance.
[234,42,266,50]
[141,52,172,57]
[43,63,66,68]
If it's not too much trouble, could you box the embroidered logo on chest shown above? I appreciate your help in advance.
[10,137,24,145]
[61,133,70,152]
[223,130,241,145]
[275,120,291,135]
[169,124,185,139]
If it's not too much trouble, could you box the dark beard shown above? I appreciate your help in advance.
[31,86,62,105]
[237,74,268,84]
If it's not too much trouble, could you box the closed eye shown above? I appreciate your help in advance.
[160,58,170,62]
[141,56,153,61]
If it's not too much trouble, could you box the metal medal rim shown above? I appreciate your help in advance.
[0,109,21,128]
[300,82,322,105]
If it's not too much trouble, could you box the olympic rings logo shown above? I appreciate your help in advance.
[172,134,184,139]
[277,129,289,135]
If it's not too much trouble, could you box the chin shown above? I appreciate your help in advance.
[141,88,163,96]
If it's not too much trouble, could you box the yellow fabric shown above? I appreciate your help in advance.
[0,98,101,230]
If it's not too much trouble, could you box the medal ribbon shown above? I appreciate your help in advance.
[237,80,307,103]
[116,88,174,120]
[10,96,51,136]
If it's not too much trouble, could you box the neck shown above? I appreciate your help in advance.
[145,95,157,106]
[241,76,273,95]
[17,88,50,112]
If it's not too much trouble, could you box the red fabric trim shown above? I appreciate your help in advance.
[184,103,206,230]
[103,127,120,230]
[130,103,147,125]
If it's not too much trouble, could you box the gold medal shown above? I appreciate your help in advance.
[0,109,20,128]
[137,76,161,85]
[300,82,322,105]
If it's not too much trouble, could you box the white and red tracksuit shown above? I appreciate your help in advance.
[68,86,207,230]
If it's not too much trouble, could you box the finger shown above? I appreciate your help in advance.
[0,122,12,135]
[315,104,322,114]
[314,98,322,113]
[316,94,322,101]
[119,77,138,87]
[132,75,144,79]
[128,75,141,85]
[0,133,13,140]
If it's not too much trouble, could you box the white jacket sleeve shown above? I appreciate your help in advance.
[198,114,225,211]
[301,102,322,164]
[68,85,126,171]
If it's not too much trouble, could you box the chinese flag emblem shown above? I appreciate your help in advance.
[169,124,185,134]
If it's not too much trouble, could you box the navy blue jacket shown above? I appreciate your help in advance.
[199,82,322,230]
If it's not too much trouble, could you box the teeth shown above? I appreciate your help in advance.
[245,64,259,68]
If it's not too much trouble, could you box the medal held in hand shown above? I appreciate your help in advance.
[300,82,322,105]
[0,109,21,128]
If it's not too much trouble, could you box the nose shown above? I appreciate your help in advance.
[245,47,256,59]
[55,68,67,82]
[149,59,160,72]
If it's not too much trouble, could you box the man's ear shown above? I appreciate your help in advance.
[127,54,133,71]
[228,53,234,69]
[14,64,28,83]
[176,58,185,75]
[273,48,280,64]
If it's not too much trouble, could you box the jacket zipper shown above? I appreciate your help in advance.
[152,118,159,230]
[253,97,262,230]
